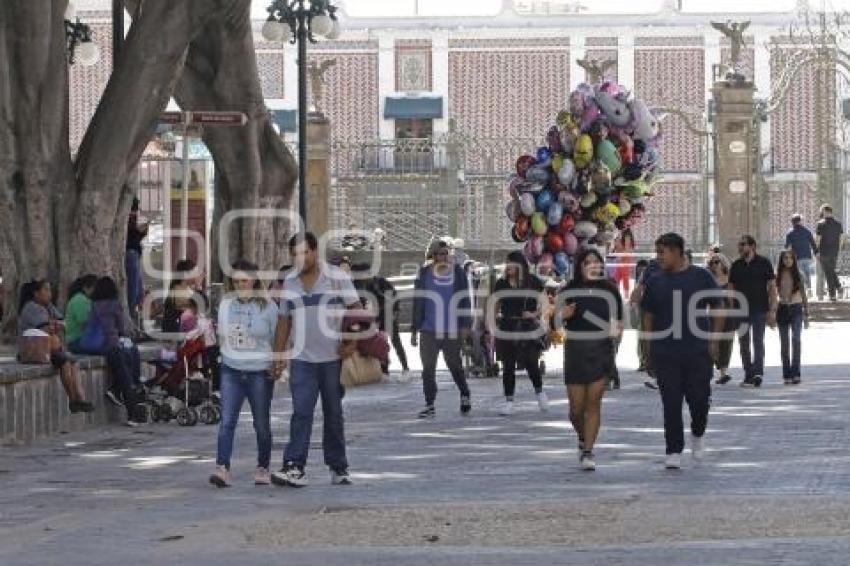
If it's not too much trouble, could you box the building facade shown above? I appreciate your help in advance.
[71,1,850,251]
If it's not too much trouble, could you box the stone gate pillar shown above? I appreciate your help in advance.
[712,79,760,253]
[305,112,331,238]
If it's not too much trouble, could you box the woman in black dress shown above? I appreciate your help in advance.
[559,248,623,471]
[493,251,547,416]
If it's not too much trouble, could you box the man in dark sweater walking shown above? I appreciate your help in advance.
[816,205,845,302]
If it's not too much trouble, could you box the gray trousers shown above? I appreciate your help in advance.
[419,331,470,406]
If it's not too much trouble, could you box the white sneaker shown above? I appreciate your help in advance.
[580,451,596,471]
[691,435,705,461]
[536,391,549,412]
[498,400,513,416]
[665,453,682,470]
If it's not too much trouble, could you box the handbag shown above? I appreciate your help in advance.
[340,351,383,387]
[17,330,52,364]
[78,312,106,353]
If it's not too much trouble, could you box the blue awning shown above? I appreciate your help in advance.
[384,96,443,119]
[270,109,297,132]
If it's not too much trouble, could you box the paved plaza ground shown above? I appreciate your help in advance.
[2,324,850,565]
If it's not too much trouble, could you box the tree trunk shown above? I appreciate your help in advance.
[172,0,296,280]
[0,0,293,339]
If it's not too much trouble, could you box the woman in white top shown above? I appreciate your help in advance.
[775,250,809,385]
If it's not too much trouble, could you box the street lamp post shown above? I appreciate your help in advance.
[64,2,101,66]
[262,1,341,229]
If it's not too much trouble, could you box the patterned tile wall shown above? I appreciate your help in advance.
[256,49,285,99]
[630,182,705,246]
[448,48,570,140]
[69,20,113,152]
[770,47,835,171]
[306,51,379,140]
[634,45,705,172]
[396,40,433,92]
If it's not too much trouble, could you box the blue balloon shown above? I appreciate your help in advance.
[554,251,570,275]
[547,201,564,226]
[536,189,554,212]
[536,146,553,165]
[525,164,551,185]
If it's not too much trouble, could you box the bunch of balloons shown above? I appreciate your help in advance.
[505,81,663,276]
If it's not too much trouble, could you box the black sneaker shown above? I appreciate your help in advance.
[69,400,95,413]
[644,377,658,390]
[271,462,307,487]
[417,405,435,419]
[330,467,352,485]
[753,375,763,388]
[792,376,802,385]
[740,376,757,388]
[716,374,732,385]
[460,396,472,415]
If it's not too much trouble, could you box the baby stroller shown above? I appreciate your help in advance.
[462,263,500,378]
[145,325,221,426]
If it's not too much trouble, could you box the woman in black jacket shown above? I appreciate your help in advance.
[493,251,547,416]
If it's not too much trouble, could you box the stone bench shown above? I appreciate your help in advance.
[0,344,161,445]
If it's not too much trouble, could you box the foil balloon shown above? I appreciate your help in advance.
[530,212,548,236]
[545,232,564,253]
[574,134,594,169]
[554,251,570,275]
[629,98,661,145]
[558,212,576,233]
[516,155,536,178]
[558,191,579,213]
[524,182,545,194]
[618,197,632,217]
[536,146,553,166]
[520,192,536,216]
[593,202,621,225]
[595,91,631,128]
[524,236,544,261]
[537,252,554,275]
[536,190,554,213]
[509,175,526,199]
[596,139,622,175]
[557,158,576,186]
[547,126,564,154]
[515,215,530,238]
[547,201,564,226]
[511,224,526,243]
[525,164,551,185]
[551,153,564,174]
[580,191,597,209]
[563,233,579,256]
[574,220,598,239]
[505,199,521,222]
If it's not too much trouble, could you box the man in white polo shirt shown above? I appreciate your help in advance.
[271,232,360,487]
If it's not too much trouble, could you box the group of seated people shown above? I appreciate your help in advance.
[17,276,143,418]
[14,259,210,424]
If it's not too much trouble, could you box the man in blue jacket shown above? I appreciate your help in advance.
[411,240,472,418]
[784,213,817,292]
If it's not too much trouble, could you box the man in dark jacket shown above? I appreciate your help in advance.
[411,240,472,418]
[785,213,817,292]
[816,205,845,302]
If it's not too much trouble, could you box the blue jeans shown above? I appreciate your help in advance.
[738,312,767,378]
[216,365,275,469]
[778,304,803,379]
[797,258,813,291]
[125,249,143,310]
[283,360,347,470]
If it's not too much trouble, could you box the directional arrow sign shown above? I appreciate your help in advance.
[159,111,248,126]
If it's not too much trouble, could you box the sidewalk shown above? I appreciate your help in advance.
[1,324,849,565]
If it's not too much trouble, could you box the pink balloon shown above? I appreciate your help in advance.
[563,232,579,255]
[538,252,554,275]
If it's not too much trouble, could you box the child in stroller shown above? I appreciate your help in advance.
[145,315,221,426]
